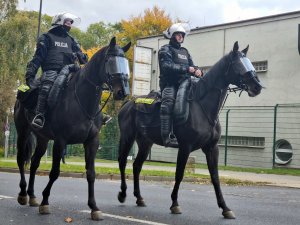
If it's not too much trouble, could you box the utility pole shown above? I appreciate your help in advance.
[37,0,43,40]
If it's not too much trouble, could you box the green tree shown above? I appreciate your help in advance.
[0,0,17,22]
[71,22,121,50]
[0,11,51,144]
[69,27,92,49]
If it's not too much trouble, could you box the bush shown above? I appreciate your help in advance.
[0,147,4,157]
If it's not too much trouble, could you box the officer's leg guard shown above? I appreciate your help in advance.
[160,86,178,147]
[32,83,52,129]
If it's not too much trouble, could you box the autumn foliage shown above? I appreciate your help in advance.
[116,6,173,62]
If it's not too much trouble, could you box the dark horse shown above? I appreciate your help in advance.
[14,37,131,221]
[117,42,262,219]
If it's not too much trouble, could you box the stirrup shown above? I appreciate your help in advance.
[102,115,112,125]
[164,133,178,148]
[31,114,45,129]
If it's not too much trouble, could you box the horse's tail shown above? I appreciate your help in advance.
[24,132,35,165]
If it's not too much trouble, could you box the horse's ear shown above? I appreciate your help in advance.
[241,45,249,56]
[122,42,131,53]
[233,41,239,52]
[109,37,116,47]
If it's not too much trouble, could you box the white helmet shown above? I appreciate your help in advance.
[163,23,191,39]
[50,12,81,30]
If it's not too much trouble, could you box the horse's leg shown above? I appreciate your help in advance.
[117,130,136,204]
[133,136,153,207]
[16,130,31,205]
[204,145,235,219]
[170,146,191,214]
[39,141,63,215]
[84,137,103,221]
[27,136,49,207]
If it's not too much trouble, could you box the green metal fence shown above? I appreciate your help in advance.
[212,104,299,168]
[146,104,300,169]
[3,104,300,169]
[4,117,121,161]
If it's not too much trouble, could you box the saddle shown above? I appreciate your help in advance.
[134,78,193,128]
[16,70,75,112]
[17,83,40,111]
[134,91,161,127]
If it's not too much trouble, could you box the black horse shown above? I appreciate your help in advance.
[117,42,262,219]
[14,37,131,221]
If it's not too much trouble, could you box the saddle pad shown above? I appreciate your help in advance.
[18,84,30,92]
[134,91,161,114]
[135,98,155,104]
[134,91,161,127]
[16,87,38,110]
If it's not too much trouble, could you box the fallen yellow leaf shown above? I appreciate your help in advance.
[64,217,73,223]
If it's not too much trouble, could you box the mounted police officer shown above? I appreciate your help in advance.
[158,23,203,147]
[25,12,88,129]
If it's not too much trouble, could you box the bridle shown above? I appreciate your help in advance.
[219,52,262,119]
[74,48,115,120]
[74,46,130,120]
[225,51,261,95]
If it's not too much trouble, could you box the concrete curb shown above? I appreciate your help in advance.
[0,167,209,183]
[1,167,299,189]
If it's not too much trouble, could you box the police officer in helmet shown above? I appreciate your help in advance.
[159,23,203,147]
[25,12,88,129]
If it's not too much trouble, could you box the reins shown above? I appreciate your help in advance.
[188,54,246,126]
[74,51,113,121]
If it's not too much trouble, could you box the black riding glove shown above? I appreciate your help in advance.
[76,52,88,64]
[25,62,39,88]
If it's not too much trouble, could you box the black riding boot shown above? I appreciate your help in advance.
[160,114,178,148]
[32,84,51,129]
[160,86,178,147]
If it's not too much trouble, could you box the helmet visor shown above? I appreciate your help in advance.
[61,13,81,27]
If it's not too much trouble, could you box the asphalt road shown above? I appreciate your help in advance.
[0,172,299,225]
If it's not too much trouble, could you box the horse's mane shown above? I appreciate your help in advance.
[190,53,230,101]
[88,46,107,62]
[77,46,108,78]
[201,53,230,89]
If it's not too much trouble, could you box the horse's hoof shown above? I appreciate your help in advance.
[91,210,104,221]
[222,210,236,219]
[118,192,126,203]
[136,198,146,207]
[170,205,182,214]
[39,205,50,214]
[17,195,28,205]
[29,197,39,207]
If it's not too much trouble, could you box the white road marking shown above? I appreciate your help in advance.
[80,210,169,225]
[0,195,14,200]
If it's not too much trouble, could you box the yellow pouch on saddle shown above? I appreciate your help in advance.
[18,84,30,92]
[134,98,155,104]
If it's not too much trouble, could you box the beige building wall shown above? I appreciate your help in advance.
[136,11,300,107]
[134,11,300,168]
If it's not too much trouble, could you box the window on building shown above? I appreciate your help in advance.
[218,136,265,148]
[201,60,267,75]
[252,61,268,72]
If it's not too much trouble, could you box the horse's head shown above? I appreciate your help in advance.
[228,42,263,97]
[104,37,131,100]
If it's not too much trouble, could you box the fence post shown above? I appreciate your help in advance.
[224,109,230,166]
[185,156,196,174]
[13,128,16,155]
[272,104,279,167]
